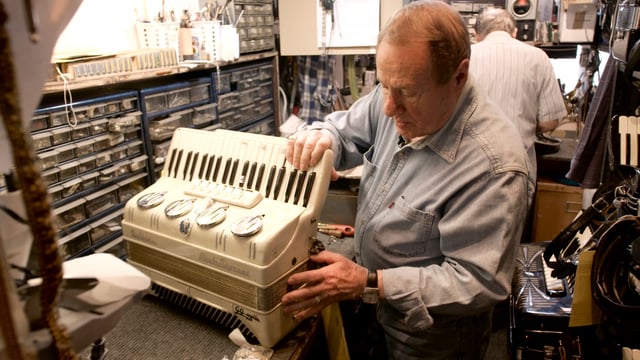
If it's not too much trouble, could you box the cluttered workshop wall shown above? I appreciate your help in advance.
[53,0,200,58]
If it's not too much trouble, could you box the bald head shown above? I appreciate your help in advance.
[474,7,516,41]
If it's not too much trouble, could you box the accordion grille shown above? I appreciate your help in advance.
[150,282,256,342]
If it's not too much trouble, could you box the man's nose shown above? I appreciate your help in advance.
[383,93,403,117]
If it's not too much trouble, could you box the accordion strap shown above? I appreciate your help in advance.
[543,191,614,278]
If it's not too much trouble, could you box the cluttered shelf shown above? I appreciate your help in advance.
[42,50,279,95]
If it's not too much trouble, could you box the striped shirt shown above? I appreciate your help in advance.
[469,31,567,176]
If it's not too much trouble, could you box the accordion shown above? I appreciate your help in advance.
[122,128,333,347]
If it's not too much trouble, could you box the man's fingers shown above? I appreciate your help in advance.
[299,139,317,170]
[285,130,332,171]
[290,134,308,170]
[331,168,339,181]
[285,135,297,166]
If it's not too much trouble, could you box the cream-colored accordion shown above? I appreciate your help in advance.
[122,128,333,347]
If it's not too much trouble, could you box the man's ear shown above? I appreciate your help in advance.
[455,58,469,87]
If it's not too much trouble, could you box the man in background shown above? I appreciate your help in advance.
[470,7,567,179]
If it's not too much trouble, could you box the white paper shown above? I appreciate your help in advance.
[317,0,380,48]
[63,253,150,306]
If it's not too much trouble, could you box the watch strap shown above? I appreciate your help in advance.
[367,270,378,288]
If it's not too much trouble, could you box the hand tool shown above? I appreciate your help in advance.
[318,223,354,238]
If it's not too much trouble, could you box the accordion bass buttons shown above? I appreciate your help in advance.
[196,205,229,227]
[164,198,196,218]
[230,214,264,237]
[136,191,167,209]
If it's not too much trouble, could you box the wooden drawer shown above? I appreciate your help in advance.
[532,180,582,242]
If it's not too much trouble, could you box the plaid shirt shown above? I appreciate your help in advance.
[296,55,337,124]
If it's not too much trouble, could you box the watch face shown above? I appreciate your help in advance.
[362,288,379,304]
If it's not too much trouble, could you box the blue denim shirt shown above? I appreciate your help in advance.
[310,80,534,333]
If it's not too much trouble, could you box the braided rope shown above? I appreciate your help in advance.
[0,2,76,358]
[0,238,25,360]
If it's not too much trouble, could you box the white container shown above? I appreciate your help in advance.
[191,20,222,61]
[135,22,180,59]
[220,25,240,61]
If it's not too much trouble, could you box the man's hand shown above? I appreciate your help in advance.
[281,250,368,321]
[536,119,559,134]
[286,130,335,176]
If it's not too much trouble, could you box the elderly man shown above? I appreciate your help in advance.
[282,1,534,359]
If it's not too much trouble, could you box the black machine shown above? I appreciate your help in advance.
[510,242,581,359]
[510,166,640,359]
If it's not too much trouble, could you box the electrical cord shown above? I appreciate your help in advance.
[592,215,640,319]
[55,66,79,128]
[278,85,288,125]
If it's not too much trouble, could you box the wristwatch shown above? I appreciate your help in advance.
[361,269,379,304]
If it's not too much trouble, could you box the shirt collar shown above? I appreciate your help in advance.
[482,31,513,42]
[417,79,477,163]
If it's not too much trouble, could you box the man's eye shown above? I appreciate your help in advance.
[400,89,419,98]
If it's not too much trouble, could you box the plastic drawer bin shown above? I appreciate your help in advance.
[173,109,193,127]
[58,227,91,259]
[53,198,86,232]
[217,92,238,113]
[167,88,191,109]
[32,131,52,151]
[90,119,109,135]
[84,185,119,217]
[104,101,121,115]
[49,111,69,127]
[80,172,100,192]
[77,155,97,173]
[71,122,91,140]
[75,138,95,157]
[215,73,232,93]
[31,114,49,131]
[61,178,83,198]
[144,92,168,114]
[38,150,59,170]
[192,103,218,125]
[89,209,124,245]
[51,127,71,146]
[190,83,211,103]
[127,140,145,157]
[148,116,181,141]
[55,144,76,163]
[41,167,60,185]
[121,96,139,111]
[58,161,80,182]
